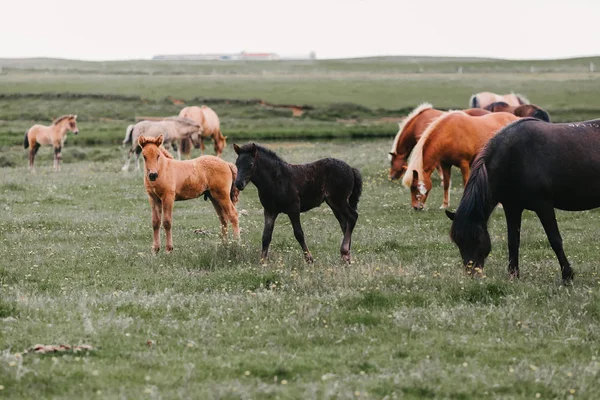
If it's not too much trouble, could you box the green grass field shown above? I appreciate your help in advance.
[1,57,600,399]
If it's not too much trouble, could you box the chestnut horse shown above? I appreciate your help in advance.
[402,111,518,210]
[179,106,227,157]
[388,104,490,180]
[24,115,79,171]
[484,101,551,122]
[469,92,529,109]
[138,135,239,253]
[446,118,600,282]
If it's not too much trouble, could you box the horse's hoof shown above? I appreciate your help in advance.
[341,254,351,264]
[440,204,449,209]
[194,229,208,235]
[152,247,160,254]
[166,246,173,253]
[304,254,314,263]
[508,271,520,281]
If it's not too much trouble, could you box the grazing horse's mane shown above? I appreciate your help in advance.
[402,110,467,188]
[163,116,200,127]
[52,115,76,125]
[389,103,433,156]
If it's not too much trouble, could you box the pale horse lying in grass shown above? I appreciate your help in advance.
[121,117,202,171]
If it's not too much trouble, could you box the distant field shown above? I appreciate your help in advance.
[1,57,600,147]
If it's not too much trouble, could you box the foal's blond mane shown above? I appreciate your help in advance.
[402,110,467,188]
[389,103,433,157]
[52,115,76,125]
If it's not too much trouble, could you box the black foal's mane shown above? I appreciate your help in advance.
[241,143,288,166]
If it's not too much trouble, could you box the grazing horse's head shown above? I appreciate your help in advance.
[139,135,165,182]
[388,151,408,180]
[446,210,491,273]
[233,143,257,190]
[409,170,431,210]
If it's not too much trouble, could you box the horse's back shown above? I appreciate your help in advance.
[201,106,220,133]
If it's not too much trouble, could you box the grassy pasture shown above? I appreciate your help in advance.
[1,57,600,398]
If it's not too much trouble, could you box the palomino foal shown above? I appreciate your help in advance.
[139,135,240,253]
[24,115,79,171]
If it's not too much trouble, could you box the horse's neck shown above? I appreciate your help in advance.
[52,122,69,137]
[396,121,417,153]
[253,155,289,188]
[421,130,445,175]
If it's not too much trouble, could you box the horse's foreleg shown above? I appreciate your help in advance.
[135,147,142,171]
[150,197,162,253]
[441,164,452,209]
[288,212,313,263]
[261,211,278,262]
[53,145,62,171]
[200,137,205,155]
[436,165,444,187]
[504,206,523,280]
[162,196,175,253]
[535,205,574,282]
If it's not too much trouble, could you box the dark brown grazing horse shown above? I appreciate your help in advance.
[446,118,600,282]
[484,101,551,122]
[233,143,362,263]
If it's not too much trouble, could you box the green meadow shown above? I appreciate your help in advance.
[1,57,600,399]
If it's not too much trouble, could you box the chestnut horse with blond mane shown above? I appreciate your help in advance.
[179,106,226,157]
[138,135,239,253]
[388,104,490,180]
[469,92,529,109]
[402,111,519,210]
[24,115,79,171]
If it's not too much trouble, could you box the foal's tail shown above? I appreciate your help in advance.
[349,168,363,210]
[228,163,240,205]
[123,125,134,145]
[24,130,29,149]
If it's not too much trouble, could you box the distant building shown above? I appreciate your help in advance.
[152,51,315,61]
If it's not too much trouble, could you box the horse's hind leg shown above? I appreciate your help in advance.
[122,149,133,171]
[288,212,313,263]
[208,195,229,240]
[535,205,574,282]
[327,197,358,263]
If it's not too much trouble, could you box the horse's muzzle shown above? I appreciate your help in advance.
[412,204,424,211]
[74,131,79,135]
[148,172,158,181]
[235,181,246,190]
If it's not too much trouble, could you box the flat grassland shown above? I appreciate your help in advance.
[1,58,600,399]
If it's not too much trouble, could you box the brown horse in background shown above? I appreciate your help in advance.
[24,115,79,171]
[403,111,519,210]
[469,92,529,109]
[389,104,490,180]
[179,106,227,157]
[138,135,239,253]
[484,101,551,122]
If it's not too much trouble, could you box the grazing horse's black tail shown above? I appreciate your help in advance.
[24,130,29,149]
[349,168,363,210]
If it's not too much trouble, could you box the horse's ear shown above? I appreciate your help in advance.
[389,152,395,156]
[73,114,77,119]
[138,135,147,147]
[398,122,402,128]
[445,210,455,221]
[250,143,257,155]
[233,144,241,154]
[156,134,164,147]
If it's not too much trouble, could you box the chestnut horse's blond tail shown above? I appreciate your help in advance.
[403,110,465,188]
[24,130,30,149]
[228,163,239,205]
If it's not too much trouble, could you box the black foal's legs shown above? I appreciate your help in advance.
[288,212,313,262]
[535,206,574,282]
[504,206,523,279]
[327,198,358,263]
[261,211,278,261]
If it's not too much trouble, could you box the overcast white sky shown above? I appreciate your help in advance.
[2,0,598,60]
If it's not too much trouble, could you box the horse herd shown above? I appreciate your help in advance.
[22,91,600,283]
